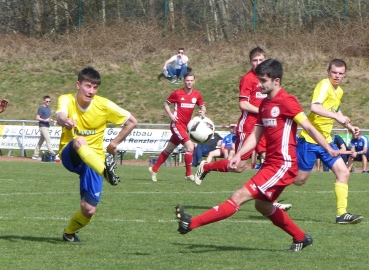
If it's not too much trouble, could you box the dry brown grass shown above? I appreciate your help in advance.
[0,20,369,127]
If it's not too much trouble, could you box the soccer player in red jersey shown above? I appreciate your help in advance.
[175,59,342,252]
[149,72,206,181]
[194,47,267,185]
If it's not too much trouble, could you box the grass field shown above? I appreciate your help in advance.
[1,161,368,269]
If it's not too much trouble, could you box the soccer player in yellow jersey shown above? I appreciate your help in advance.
[56,67,137,242]
[294,59,363,224]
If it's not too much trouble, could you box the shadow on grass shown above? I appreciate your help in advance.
[0,235,66,244]
[173,242,278,253]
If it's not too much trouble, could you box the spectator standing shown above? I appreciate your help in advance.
[347,133,369,173]
[163,48,189,84]
[148,72,206,181]
[32,95,56,159]
[56,67,137,242]
[192,132,223,167]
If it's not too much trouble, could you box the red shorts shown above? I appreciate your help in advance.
[169,122,190,146]
[235,132,266,160]
[244,162,297,202]
[255,135,266,154]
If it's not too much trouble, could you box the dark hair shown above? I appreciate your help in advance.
[183,72,195,79]
[249,46,266,61]
[78,67,101,85]
[178,47,185,51]
[255,58,283,83]
[328,59,347,71]
[43,95,50,100]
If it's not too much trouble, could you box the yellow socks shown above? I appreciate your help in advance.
[65,209,93,234]
[334,182,348,216]
[77,145,104,176]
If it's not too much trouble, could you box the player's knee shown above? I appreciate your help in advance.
[293,177,307,186]
[73,137,88,149]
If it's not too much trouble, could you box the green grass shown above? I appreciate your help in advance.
[0,161,368,269]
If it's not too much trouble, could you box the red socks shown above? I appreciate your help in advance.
[267,207,305,242]
[184,150,193,176]
[203,159,229,173]
[152,150,170,172]
[190,198,239,229]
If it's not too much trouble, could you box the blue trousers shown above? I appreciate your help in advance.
[167,64,187,80]
[193,144,211,167]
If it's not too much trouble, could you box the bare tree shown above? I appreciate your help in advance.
[169,0,175,31]
[102,0,106,25]
[217,0,230,41]
[31,0,42,36]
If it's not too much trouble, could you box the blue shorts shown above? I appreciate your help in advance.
[61,141,103,206]
[297,138,341,171]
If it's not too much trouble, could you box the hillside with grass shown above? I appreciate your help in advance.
[1,22,369,129]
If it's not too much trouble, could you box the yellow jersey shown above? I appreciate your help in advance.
[299,78,343,144]
[57,93,131,160]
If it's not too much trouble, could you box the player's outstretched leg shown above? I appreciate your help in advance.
[175,204,192,234]
[286,233,313,252]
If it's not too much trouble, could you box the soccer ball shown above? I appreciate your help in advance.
[187,116,215,144]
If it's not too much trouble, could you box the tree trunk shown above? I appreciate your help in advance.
[169,0,175,32]
[64,1,69,34]
[102,0,106,26]
[216,0,230,41]
[31,0,42,36]
[148,0,155,19]
[116,0,121,20]
[54,0,58,32]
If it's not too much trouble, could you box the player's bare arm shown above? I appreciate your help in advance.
[310,103,350,125]
[299,119,340,157]
[107,115,138,155]
[239,100,259,113]
[56,112,76,130]
[163,102,178,122]
[0,99,9,113]
[199,105,206,117]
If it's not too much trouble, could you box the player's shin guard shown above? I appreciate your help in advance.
[65,209,93,234]
[190,198,239,229]
[77,145,104,176]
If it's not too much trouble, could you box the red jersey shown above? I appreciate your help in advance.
[237,69,267,133]
[256,89,303,167]
[166,88,204,126]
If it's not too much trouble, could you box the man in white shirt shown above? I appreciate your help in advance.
[163,47,189,84]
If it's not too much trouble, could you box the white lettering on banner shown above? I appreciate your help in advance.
[0,125,62,151]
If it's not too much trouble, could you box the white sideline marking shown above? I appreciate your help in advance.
[18,216,369,225]
[0,190,368,197]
